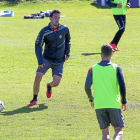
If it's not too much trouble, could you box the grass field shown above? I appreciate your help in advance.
[0,1,140,139]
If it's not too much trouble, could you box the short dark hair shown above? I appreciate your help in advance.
[50,9,61,18]
[101,44,113,57]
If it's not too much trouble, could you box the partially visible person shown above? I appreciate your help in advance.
[85,44,127,140]
[106,0,130,51]
[28,9,71,106]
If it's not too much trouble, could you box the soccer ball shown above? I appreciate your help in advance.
[0,100,4,112]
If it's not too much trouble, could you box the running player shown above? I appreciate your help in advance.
[106,0,130,51]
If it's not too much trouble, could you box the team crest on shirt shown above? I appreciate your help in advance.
[59,35,62,39]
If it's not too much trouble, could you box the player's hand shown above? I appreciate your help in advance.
[121,104,126,111]
[65,55,69,60]
[117,3,122,8]
[91,102,94,108]
[127,4,130,9]
[39,63,45,68]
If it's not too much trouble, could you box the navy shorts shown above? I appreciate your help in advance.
[95,108,125,129]
[37,59,64,78]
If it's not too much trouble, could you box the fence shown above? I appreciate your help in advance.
[94,0,140,7]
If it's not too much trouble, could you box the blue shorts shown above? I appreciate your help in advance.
[36,59,64,78]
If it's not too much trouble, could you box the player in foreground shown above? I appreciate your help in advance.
[28,9,71,106]
[85,44,127,140]
[106,0,130,51]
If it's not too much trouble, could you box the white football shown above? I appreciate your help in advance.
[0,100,4,112]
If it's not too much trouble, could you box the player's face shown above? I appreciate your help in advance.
[50,13,60,28]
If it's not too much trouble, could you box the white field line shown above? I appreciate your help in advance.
[71,56,140,73]
[0,40,33,49]
[0,40,140,73]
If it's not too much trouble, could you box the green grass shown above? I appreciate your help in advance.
[0,1,140,140]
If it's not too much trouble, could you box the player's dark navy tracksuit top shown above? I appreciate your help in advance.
[35,23,71,65]
[85,60,127,104]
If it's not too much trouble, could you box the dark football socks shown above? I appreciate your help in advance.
[33,95,38,101]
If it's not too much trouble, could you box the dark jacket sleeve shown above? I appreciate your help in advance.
[65,27,71,57]
[106,0,117,7]
[117,66,127,104]
[127,0,131,6]
[35,29,44,65]
[85,68,94,102]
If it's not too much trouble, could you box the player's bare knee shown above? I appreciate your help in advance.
[35,73,43,82]
[53,81,60,87]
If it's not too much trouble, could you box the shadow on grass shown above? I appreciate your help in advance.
[81,51,115,56]
[90,2,110,9]
[81,53,101,56]
[0,103,48,116]
[0,0,37,6]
